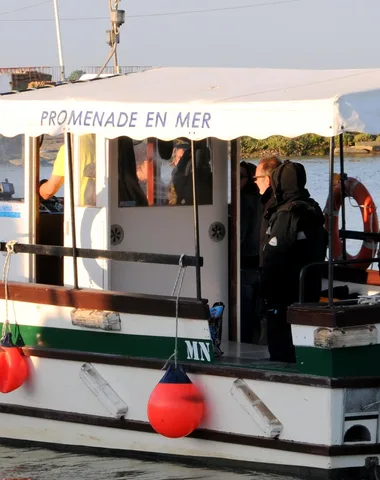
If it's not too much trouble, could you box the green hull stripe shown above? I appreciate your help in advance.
[4,323,377,376]
[296,345,380,377]
[1,323,214,364]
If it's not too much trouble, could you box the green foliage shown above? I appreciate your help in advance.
[336,133,354,146]
[354,133,377,143]
[68,70,86,82]
[241,132,380,157]
[241,134,330,157]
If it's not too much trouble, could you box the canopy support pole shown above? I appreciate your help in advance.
[229,139,239,342]
[328,137,335,306]
[191,140,202,300]
[66,132,79,289]
[339,133,347,260]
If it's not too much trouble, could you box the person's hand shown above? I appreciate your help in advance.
[39,179,48,201]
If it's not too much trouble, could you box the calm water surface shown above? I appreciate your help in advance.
[1,155,380,478]
[0,445,293,480]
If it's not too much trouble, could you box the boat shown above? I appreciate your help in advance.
[0,67,380,479]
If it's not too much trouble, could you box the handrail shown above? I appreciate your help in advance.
[339,230,380,242]
[0,242,203,268]
[298,257,380,304]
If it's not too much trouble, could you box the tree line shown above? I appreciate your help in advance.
[241,133,380,157]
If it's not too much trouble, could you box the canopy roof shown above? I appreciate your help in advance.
[1,66,380,140]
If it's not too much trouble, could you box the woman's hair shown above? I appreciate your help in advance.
[240,161,258,195]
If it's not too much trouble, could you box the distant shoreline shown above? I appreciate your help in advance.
[240,133,380,158]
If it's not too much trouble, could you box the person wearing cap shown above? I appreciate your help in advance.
[260,160,327,363]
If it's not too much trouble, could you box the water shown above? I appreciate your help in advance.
[0,445,292,480]
[1,155,380,478]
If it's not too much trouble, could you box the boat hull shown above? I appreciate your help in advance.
[0,353,378,479]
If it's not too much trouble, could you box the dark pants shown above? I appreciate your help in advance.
[266,307,296,363]
[240,269,261,343]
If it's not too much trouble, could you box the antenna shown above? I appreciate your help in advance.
[53,0,65,82]
[98,0,125,77]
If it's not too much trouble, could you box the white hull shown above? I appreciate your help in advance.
[0,354,377,478]
[0,413,337,471]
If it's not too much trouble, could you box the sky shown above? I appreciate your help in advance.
[1,0,380,77]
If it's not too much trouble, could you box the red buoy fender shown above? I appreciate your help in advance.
[147,364,204,438]
[0,333,28,394]
[324,177,379,270]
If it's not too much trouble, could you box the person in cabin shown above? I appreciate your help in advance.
[167,143,189,205]
[39,134,96,206]
[118,136,149,207]
[193,140,213,205]
[39,144,65,200]
[168,141,213,206]
[239,161,262,343]
[259,160,327,363]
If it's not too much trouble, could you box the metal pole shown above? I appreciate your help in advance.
[339,133,347,260]
[328,137,335,306]
[191,140,202,300]
[230,139,239,343]
[114,46,119,75]
[66,133,78,289]
[53,0,65,82]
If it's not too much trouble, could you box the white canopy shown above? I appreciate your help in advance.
[1,67,380,140]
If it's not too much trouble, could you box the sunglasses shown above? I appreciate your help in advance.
[253,175,267,181]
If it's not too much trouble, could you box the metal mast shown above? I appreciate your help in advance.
[98,0,125,76]
[53,0,65,82]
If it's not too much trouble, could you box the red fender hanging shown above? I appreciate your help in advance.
[0,332,28,394]
[147,364,204,438]
[324,177,379,270]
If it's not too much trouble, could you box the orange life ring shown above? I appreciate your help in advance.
[324,177,379,270]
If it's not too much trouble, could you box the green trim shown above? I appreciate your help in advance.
[8,323,379,377]
[1,323,214,364]
[296,345,380,377]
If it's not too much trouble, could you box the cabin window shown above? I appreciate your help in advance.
[0,134,24,202]
[79,134,97,207]
[118,138,213,207]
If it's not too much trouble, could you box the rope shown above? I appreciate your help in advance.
[1,241,17,337]
[163,255,187,370]
[348,197,376,211]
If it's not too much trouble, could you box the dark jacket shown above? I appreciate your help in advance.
[241,163,262,269]
[259,187,276,267]
[170,143,212,205]
[118,136,148,207]
[260,161,327,307]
